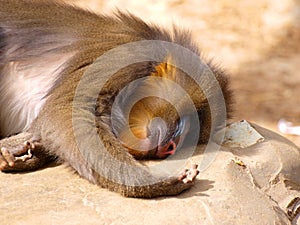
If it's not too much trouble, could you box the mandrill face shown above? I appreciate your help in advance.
[110,60,203,160]
[119,96,191,159]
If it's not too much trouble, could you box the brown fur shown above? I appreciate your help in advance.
[0,0,233,198]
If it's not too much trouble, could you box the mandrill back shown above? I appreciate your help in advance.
[0,0,232,198]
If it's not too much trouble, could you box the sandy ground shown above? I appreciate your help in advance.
[67,0,300,146]
[1,123,299,224]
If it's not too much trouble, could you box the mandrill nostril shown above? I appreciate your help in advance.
[166,141,176,154]
[167,144,174,152]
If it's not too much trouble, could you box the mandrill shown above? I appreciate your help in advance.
[0,0,232,198]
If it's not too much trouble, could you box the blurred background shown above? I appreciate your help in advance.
[65,0,300,146]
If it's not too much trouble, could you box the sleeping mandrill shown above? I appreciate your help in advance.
[0,0,232,198]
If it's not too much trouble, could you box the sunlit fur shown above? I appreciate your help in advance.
[0,0,232,197]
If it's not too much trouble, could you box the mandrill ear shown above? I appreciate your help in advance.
[150,57,177,82]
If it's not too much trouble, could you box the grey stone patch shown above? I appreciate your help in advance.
[221,120,265,148]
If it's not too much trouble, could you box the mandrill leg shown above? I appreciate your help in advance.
[0,132,49,172]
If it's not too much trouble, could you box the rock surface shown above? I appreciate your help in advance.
[1,124,299,225]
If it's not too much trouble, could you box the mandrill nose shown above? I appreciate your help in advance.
[156,140,177,159]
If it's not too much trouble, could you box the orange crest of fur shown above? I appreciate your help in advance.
[151,57,176,81]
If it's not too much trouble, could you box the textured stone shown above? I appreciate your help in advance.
[1,124,299,224]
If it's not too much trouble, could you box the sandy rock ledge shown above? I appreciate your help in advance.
[1,123,299,225]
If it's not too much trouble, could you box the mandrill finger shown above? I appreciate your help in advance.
[182,164,199,183]
[0,147,15,167]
